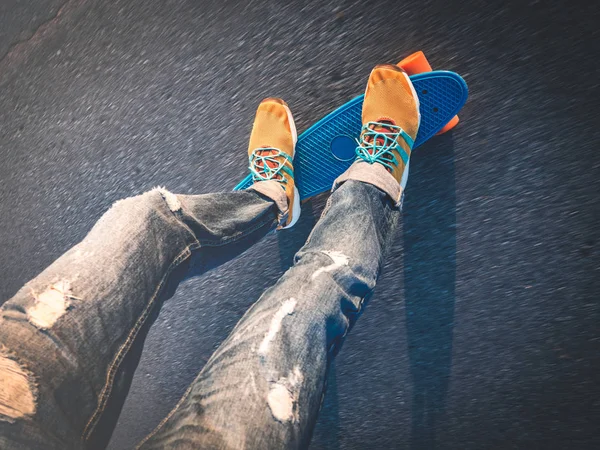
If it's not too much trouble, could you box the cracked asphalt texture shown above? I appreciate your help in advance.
[1,0,599,448]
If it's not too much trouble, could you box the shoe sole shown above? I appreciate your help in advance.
[280,102,301,229]
[400,70,420,191]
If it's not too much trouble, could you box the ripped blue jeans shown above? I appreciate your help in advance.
[0,180,400,449]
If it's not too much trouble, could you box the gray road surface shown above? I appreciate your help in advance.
[1,0,599,448]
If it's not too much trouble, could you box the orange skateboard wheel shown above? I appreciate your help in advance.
[397,51,432,75]
[398,51,459,134]
[436,115,459,135]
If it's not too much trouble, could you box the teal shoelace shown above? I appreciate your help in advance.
[249,147,293,190]
[355,121,414,171]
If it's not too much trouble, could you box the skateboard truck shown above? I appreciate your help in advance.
[397,51,460,135]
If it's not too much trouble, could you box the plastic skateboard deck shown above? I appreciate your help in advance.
[234,70,468,200]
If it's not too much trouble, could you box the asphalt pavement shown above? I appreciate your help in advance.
[1,0,599,448]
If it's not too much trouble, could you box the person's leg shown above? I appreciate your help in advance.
[0,97,300,450]
[0,188,278,449]
[139,65,420,449]
[139,180,398,450]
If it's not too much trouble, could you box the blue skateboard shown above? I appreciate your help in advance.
[234,69,468,200]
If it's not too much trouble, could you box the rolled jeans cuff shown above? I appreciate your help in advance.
[332,160,403,207]
[247,180,289,227]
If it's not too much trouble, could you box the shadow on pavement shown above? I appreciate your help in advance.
[403,133,456,449]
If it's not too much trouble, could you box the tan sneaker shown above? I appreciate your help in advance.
[334,64,420,204]
[247,98,300,229]
[358,64,421,188]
